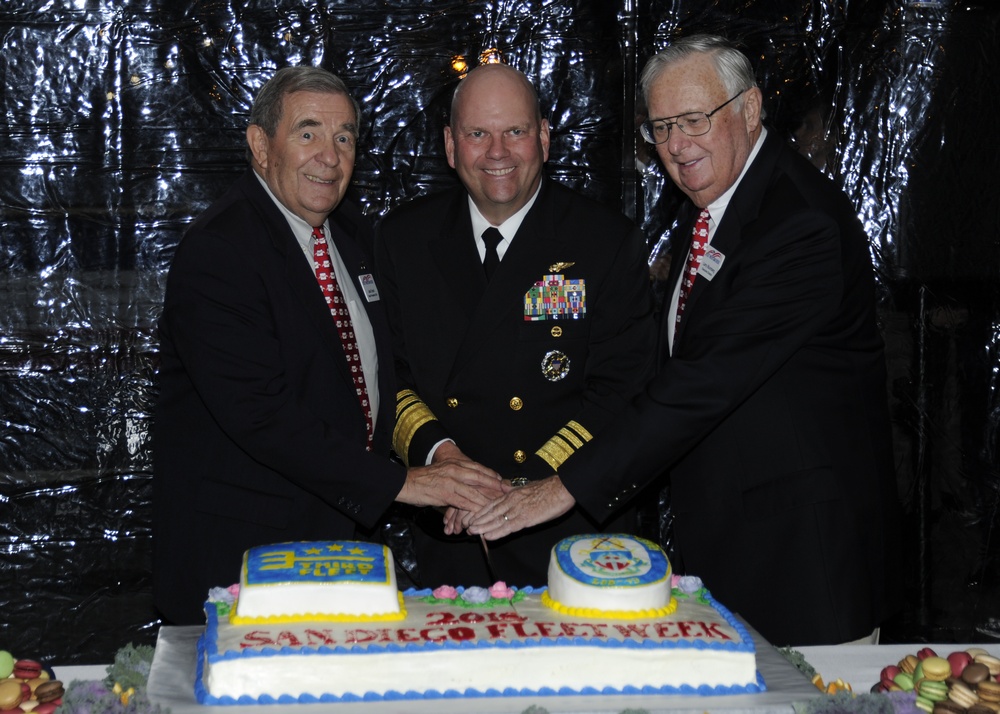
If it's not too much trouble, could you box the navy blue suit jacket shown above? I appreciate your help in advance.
[561,132,901,646]
[154,170,404,624]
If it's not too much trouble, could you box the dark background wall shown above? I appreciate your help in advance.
[1,0,998,664]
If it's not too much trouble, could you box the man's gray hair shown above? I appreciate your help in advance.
[248,66,360,158]
[640,34,759,110]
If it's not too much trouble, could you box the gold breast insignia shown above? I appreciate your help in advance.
[548,261,575,272]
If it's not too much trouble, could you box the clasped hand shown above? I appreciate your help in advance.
[442,474,576,539]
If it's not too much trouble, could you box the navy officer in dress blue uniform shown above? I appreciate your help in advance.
[375,63,655,587]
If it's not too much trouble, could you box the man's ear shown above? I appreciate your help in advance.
[246,124,269,170]
[539,118,551,163]
[743,87,763,132]
[443,125,456,170]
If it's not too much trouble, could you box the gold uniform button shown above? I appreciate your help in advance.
[550,325,563,338]
[513,450,527,463]
[446,397,459,408]
[509,397,523,411]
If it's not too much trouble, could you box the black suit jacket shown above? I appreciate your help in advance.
[376,178,655,585]
[561,132,901,646]
[154,170,405,624]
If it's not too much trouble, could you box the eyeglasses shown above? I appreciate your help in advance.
[640,88,748,144]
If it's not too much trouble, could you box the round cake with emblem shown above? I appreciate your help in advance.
[543,533,676,618]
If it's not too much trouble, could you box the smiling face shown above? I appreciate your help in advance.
[247,90,357,227]
[646,53,762,208]
[445,65,550,225]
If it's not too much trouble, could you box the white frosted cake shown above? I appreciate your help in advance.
[196,534,763,704]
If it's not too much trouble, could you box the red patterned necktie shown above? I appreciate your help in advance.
[312,225,373,451]
[675,208,711,331]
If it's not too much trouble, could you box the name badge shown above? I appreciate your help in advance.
[358,273,380,302]
[698,248,725,281]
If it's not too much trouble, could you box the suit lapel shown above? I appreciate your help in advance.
[238,172,360,390]
[671,132,781,348]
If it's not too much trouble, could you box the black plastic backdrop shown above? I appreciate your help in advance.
[1,0,998,664]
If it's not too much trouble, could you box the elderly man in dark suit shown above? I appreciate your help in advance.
[469,36,900,647]
[154,66,502,625]
[376,63,654,587]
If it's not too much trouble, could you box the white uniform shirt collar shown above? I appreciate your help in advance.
[468,180,542,261]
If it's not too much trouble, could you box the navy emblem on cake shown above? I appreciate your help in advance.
[556,534,669,586]
[544,534,675,618]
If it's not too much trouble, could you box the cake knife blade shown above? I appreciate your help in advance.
[479,534,519,615]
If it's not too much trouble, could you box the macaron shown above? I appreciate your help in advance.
[950,680,981,708]
[934,700,967,714]
[968,648,991,659]
[964,663,992,685]
[969,705,998,714]
[917,679,949,702]
[901,654,920,674]
[976,654,1000,678]
[978,679,1000,703]
[12,659,41,680]
[949,650,974,678]
[0,679,23,710]
[895,671,916,691]
[915,695,934,713]
[32,680,64,704]
[32,703,60,714]
[923,657,953,682]
[0,650,13,679]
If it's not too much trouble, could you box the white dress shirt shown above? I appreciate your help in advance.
[667,127,768,353]
[255,173,379,427]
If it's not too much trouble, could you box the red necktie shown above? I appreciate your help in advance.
[312,226,373,451]
[675,208,711,331]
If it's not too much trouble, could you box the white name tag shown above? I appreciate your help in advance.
[358,273,380,302]
[698,247,725,281]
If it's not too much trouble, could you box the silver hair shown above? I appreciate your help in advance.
[640,34,760,114]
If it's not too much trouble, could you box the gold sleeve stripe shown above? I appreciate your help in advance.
[535,420,593,472]
[393,389,437,466]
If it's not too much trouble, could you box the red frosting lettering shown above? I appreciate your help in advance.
[511,622,540,638]
[613,623,650,639]
[241,630,275,649]
[448,626,475,642]
[420,628,447,643]
[345,629,380,644]
[486,622,510,639]
[654,622,678,638]
[396,628,422,643]
[275,631,303,647]
[304,629,337,646]
[535,621,559,637]
[677,620,695,637]
[701,621,733,640]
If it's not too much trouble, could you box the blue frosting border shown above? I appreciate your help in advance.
[195,584,766,705]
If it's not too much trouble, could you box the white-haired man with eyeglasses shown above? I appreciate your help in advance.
[468,34,901,647]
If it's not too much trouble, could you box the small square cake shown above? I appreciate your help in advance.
[231,540,404,624]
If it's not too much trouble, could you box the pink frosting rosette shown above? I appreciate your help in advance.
[489,581,515,599]
[432,585,458,600]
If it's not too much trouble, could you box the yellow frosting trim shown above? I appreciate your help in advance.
[540,590,677,620]
[230,592,407,625]
[535,420,594,471]
[393,389,437,465]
